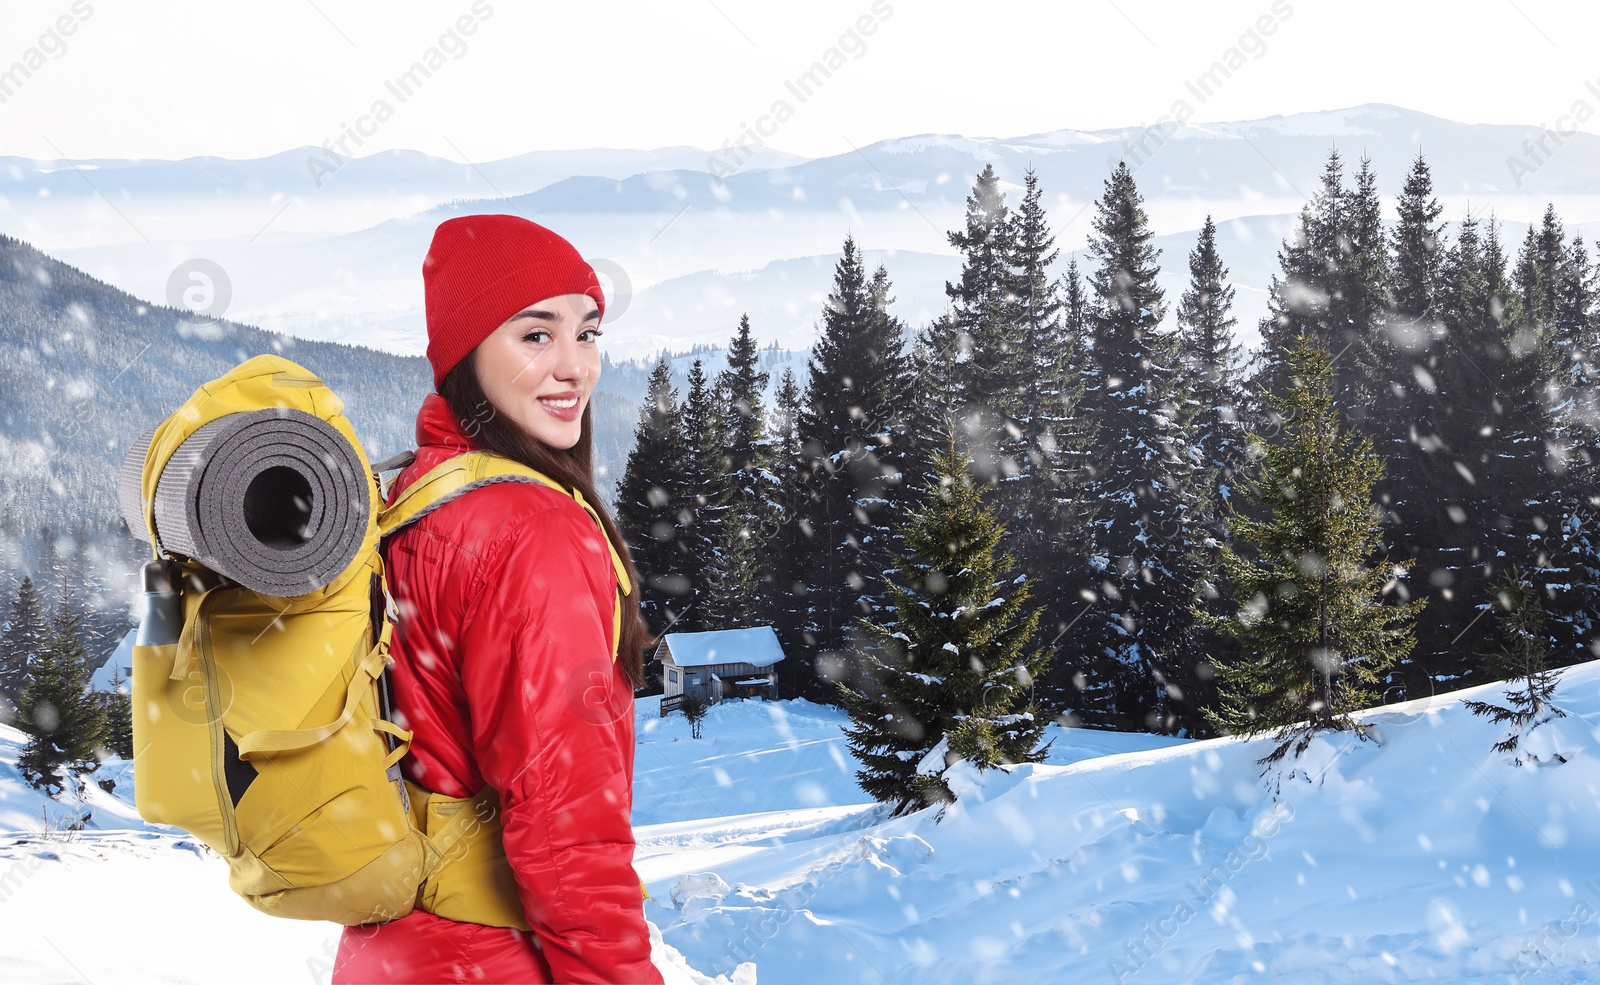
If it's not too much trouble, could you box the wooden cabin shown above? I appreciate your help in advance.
[656,627,785,715]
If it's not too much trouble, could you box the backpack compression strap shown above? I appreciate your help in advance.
[375,452,633,661]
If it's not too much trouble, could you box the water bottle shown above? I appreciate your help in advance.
[136,559,183,647]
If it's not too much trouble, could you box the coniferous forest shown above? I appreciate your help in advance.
[615,150,1600,742]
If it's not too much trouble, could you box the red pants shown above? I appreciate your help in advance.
[332,908,551,984]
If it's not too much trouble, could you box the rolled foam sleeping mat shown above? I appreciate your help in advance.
[118,426,158,543]
[121,409,369,597]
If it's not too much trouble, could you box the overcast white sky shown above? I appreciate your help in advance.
[1,0,1597,162]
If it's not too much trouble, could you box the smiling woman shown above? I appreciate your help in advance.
[332,214,662,984]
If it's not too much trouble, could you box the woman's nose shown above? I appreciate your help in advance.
[551,332,587,383]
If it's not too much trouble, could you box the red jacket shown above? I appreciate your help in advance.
[333,393,661,985]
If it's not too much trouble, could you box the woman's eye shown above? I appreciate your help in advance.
[522,331,547,344]
[580,328,603,342]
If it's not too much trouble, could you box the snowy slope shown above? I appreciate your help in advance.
[641,669,1600,984]
[0,721,721,984]
[88,630,134,693]
[4,667,1599,982]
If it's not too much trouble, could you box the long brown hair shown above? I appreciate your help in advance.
[439,349,650,688]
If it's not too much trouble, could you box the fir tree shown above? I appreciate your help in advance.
[1005,182,1094,674]
[676,359,729,632]
[1072,161,1206,733]
[17,609,107,791]
[102,689,133,760]
[1463,569,1566,758]
[0,575,47,719]
[1499,209,1594,662]
[716,313,772,478]
[1388,153,1446,333]
[1514,204,1567,355]
[1173,214,1247,515]
[1550,234,1599,450]
[1003,165,1074,536]
[944,164,1020,421]
[794,237,912,696]
[615,358,691,635]
[705,315,777,629]
[1167,215,1247,722]
[1254,150,1390,412]
[1370,162,1486,697]
[836,444,1052,814]
[1203,337,1426,765]
[766,368,809,696]
[904,311,965,490]
[1341,155,1393,417]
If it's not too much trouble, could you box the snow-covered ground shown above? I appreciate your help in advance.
[4,667,1599,982]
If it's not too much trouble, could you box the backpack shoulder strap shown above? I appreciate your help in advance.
[376,452,634,648]
[378,451,561,537]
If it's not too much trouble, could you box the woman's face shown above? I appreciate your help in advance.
[474,292,603,450]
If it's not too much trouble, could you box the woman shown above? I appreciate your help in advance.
[332,214,663,984]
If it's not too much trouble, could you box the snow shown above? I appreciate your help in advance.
[661,627,787,668]
[8,665,1600,981]
[89,629,134,693]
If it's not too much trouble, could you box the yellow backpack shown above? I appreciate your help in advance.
[125,354,635,928]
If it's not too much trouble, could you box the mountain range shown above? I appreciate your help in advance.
[8,103,1597,363]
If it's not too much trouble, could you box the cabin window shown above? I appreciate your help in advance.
[668,669,678,683]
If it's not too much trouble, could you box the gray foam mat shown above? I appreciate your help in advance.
[121,410,369,597]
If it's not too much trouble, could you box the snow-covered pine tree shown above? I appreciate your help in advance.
[102,687,133,760]
[1006,175,1093,676]
[1060,256,1092,392]
[1172,214,1247,525]
[1202,336,1426,765]
[1340,156,1394,422]
[945,163,1022,433]
[718,314,772,479]
[1254,150,1389,412]
[1387,207,1570,694]
[615,358,691,636]
[904,311,965,492]
[1032,258,1101,709]
[1503,208,1597,664]
[705,314,776,630]
[1514,205,1567,354]
[1463,569,1567,757]
[1370,159,1481,697]
[1006,172,1073,533]
[17,608,107,791]
[1072,161,1207,733]
[1388,153,1446,337]
[0,575,48,722]
[794,237,912,698]
[1546,231,1600,664]
[676,359,730,633]
[836,443,1051,814]
[1551,234,1598,435]
[997,165,1061,495]
[766,367,810,696]
[1165,215,1249,724]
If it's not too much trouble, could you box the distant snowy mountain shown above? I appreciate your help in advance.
[4,664,1599,982]
[21,103,1599,363]
[0,144,812,247]
[449,103,1600,216]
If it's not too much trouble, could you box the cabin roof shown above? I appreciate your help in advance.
[658,627,786,668]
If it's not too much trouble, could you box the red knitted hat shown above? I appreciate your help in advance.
[422,214,606,389]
